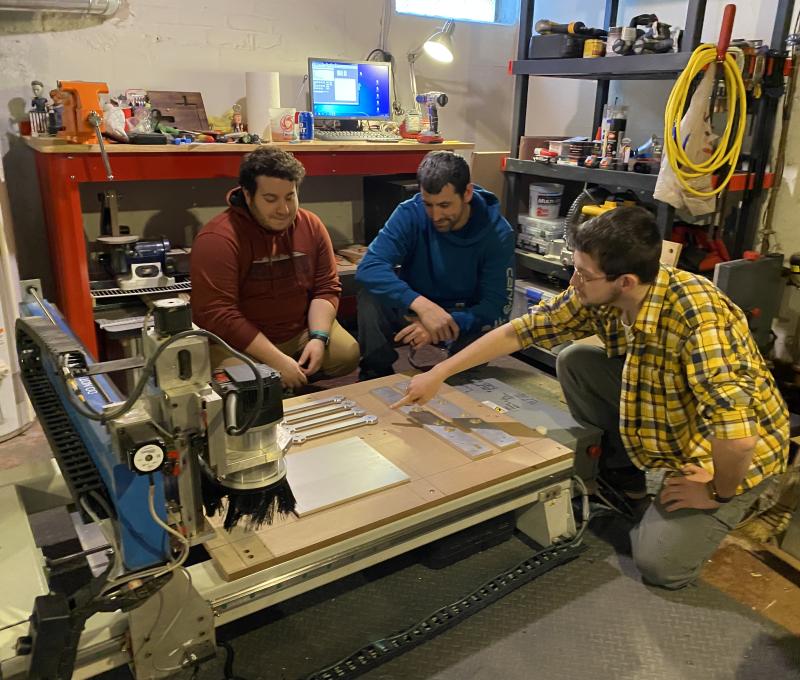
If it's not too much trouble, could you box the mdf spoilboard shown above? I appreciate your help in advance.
[204,375,573,580]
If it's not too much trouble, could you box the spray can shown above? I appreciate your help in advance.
[600,104,627,164]
[298,111,314,141]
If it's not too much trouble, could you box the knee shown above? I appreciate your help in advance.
[555,342,600,382]
[356,288,381,315]
[339,336,361,374]
[324,334,360,377]
[632,540,699,590]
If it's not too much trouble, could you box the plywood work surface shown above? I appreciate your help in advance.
[206,375,573,580]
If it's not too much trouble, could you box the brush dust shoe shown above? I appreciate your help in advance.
[202,471,297,531]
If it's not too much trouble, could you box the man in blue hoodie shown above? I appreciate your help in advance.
[356,151,515,380]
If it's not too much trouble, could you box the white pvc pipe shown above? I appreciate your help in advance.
[0,0,119,15]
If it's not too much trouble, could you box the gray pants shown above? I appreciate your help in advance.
[357,289,480,379]
[556,343,768,589]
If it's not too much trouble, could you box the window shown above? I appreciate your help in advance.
[395,0,517,25]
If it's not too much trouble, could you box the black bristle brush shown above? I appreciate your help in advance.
[202,472,298,531]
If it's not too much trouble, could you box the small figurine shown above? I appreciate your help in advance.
[47,88,65,135]
[231,104,244,133]
[30,80,48,113]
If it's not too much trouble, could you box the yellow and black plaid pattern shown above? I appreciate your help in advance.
[511,265,789,491]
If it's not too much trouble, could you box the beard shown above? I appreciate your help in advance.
[249,203,294,232]
[577,287,621,307]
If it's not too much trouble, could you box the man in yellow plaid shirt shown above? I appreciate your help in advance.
[394,206,789,589]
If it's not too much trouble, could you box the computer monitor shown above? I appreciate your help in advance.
[308,58,393,121]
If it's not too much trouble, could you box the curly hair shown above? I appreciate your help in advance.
[239,147,306,194]
[572,206,662,283]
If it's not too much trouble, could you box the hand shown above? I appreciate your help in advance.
[414,301,459,344]
[275,354,308,390]
[298,338,325,376]
[390,369,445,408]
[659,463,719,512]
[394,321,432,349]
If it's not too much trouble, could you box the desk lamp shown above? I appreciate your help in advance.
[407,20,456,112]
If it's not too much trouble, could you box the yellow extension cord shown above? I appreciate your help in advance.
[663,43,747,197]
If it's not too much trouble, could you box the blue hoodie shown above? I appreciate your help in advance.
[355,186,515,335]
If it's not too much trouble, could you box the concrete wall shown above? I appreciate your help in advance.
[0,0,517,296]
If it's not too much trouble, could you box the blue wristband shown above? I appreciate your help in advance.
[308,330,330,346]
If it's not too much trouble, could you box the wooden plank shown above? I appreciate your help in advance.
[22,136,475,154]
[702,540,800,636]
[661,240,682,266]
[471,151,510,211]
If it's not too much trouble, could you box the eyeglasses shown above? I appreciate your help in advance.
[572,269,615,285]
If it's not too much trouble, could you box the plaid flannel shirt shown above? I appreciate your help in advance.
[511,265,789,491]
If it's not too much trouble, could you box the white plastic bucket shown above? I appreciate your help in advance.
[528,183,564,219]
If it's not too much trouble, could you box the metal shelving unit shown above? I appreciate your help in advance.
[509,51,692,79]
[505,0,793,282]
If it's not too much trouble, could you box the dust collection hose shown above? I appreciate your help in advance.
[663,4,746,197]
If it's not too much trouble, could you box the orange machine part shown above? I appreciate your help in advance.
[56,80,109,144]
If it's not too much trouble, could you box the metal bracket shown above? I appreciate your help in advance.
[285,409,366,432]
[370,386,492,458]
[292,415,378,444]
[20,279,44,306]
[283,400,356,425]
[283,395,347,416]
[76,356,146,376]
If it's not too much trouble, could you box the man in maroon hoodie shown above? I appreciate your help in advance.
[191,147,359,389]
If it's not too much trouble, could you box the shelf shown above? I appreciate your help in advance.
[510,52,692,80]
[505,158,657,193]
[516,249,572,281]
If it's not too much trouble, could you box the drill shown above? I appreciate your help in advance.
[415,91,448,144]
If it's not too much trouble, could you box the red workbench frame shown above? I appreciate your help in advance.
[28,140,473,355]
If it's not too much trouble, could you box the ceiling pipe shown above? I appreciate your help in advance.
[0,0,120,15]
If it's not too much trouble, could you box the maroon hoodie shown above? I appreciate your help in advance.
[190,187,341,349]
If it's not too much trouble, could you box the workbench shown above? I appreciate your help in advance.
[23,137,474,356]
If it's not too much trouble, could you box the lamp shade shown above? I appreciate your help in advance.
[423,20,455,63]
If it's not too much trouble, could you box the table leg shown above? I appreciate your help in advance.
[34,155,97,356]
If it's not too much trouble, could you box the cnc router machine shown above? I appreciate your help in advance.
[0,294,598,679]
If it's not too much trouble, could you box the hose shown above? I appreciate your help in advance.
[663,40,746,197]
[663,6,745,197]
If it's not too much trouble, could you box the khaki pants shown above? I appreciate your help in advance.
[211,320,359,379]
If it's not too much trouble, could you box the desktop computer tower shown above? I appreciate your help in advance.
[363,175,419,244]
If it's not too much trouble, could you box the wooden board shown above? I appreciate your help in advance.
[205,375,573,580]
[286,437,410,516]
[22,136,475,154]
[661,240,682,266]
[146,90,210,131]
[471,151,509,212]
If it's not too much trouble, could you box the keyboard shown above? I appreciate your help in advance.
[314,130,402,142]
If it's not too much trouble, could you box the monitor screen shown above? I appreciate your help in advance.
[308,58,393,120]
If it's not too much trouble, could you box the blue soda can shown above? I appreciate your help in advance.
[298,111,314,140]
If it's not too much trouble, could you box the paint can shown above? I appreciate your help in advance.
[528,183,564,219]
[583,39,606,59]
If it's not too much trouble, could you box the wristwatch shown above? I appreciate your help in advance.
[707,479,734,504]
[308,330,330,347]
